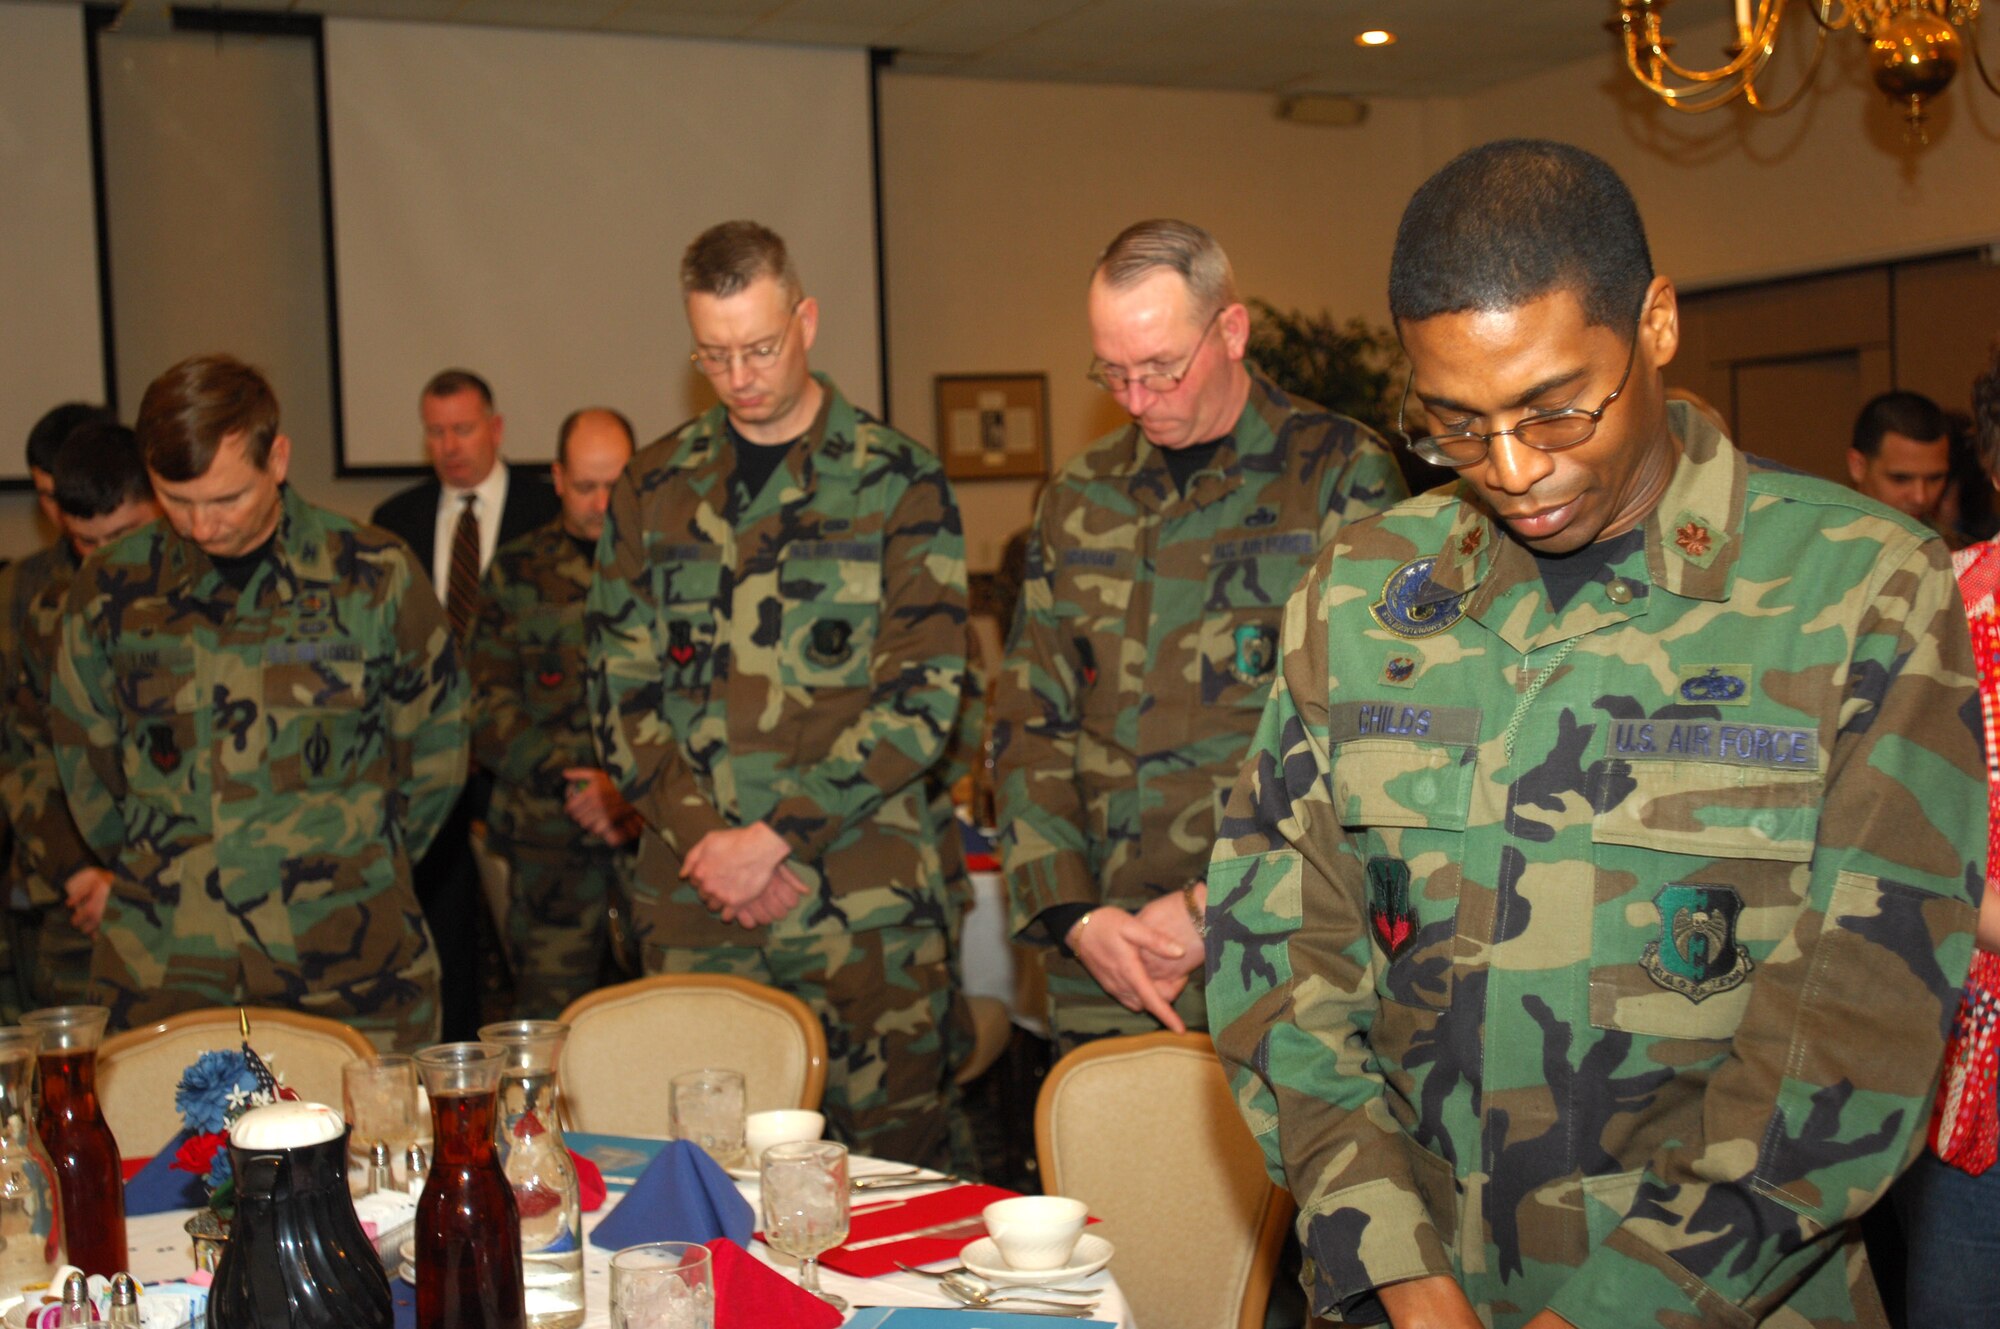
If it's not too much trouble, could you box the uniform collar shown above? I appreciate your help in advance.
[1121,367,1285,513]
[160,484,335,598]
[684,374,860,492]
[1427,400,1745,609]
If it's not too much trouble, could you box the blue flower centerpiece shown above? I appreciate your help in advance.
[169,1036,293,1218]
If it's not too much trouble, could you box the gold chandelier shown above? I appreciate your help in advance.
[1616,0,2000,140]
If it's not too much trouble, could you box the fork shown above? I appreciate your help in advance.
[937,1281,1101,1315]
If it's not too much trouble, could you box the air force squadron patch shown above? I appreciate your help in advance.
[1643,883,1753,1002]
[1371,558,1465,639]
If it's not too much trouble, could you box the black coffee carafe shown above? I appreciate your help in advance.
[208,1102,392,1329]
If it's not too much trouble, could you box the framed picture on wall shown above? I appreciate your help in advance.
[934,373,1050,481]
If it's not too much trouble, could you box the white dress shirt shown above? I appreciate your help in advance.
[430,459,513,592]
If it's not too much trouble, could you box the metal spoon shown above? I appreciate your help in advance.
[937,1281,1101,1316]
[938,1279,1098,1312]
[942,1270,1099,1303]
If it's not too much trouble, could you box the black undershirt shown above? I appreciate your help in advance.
[1532,527,1644,613]
[1161,436,1228,495]
[210,531,277,593]
[568,533,596,563]
[727,420,799,500]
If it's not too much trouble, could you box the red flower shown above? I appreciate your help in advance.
[173,1131,228,1176]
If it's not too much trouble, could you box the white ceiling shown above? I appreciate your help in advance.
[64,0,1622,97]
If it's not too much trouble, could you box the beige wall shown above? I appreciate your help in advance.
[13,18,1997,573]
[881,25,2000,568]
[877,73,1461,570]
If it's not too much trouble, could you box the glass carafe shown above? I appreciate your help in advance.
[414,1043,525,1329]
[21,1006,122,1277]
[0,1028,63,1301]
[478,1020,582,1329]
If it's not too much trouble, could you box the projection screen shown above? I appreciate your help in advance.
[0,1,106,478]
[323,18,881,470]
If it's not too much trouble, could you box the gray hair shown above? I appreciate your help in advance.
[1092,219,1238,319]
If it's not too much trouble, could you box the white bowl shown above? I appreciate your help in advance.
[746,1109,825,1163]
[982,1195,1088,1271]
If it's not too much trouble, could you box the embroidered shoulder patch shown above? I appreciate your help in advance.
[1370,558,1464,639]
[1367,858,1417,961]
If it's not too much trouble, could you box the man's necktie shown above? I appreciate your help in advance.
[447,493,480,640]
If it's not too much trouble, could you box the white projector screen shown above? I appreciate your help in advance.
[0,1,106,478]
[324,19,881,470]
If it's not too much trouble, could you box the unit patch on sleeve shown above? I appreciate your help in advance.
[1370,558,1465,639]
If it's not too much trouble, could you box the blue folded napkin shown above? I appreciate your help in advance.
[124,1129,211,1216]
[588,1138,754,1250]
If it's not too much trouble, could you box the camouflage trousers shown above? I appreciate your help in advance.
[1044,950,1208,1058]
[497,837,629,1020]
[4,903,94,1012]
[88,889,442,1053]
[648,926,963,1171]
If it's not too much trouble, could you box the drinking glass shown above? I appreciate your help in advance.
[609,1242,713,1329]
[668,1069,745,1169]
[759,1140,849,1311]
[343,1055,418,1188]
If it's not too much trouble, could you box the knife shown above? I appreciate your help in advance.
[840,1215,988,1251]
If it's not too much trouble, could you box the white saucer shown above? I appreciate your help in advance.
[959,1232,1112,1286]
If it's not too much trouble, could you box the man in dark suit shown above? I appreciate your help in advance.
[373,368,558,1036]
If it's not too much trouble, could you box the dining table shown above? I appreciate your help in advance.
[120,1130,1137,1328]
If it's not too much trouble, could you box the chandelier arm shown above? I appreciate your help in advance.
[1973,15,2000,95]
[1804,0,1854,34]
[1742,18,1831,112]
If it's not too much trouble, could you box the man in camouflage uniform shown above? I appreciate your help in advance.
[1207,141,1985,1329]
[0,421,160,1008]
[993,219,1406,1053]
[52,354,465,1050]
[0,403,112,1015]
[470,406,640,1018]
[589,221,967,1166]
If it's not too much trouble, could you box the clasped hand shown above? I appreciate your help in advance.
[682,822,806,927]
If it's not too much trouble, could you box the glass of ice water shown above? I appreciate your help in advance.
[609,1241,714,1329]
[759,1139,850,1311]
[668,1068,746,1170]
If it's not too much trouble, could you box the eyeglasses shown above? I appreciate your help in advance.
[1086,306,1223,395]
[1396,327,1640,469]
[689,303,801,375]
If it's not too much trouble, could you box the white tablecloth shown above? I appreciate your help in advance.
[126,1153,1134,1327]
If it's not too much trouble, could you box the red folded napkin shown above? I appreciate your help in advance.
[703,1237,842,1329]
[570,1150,607,1212]
[800,1183,1020,1277]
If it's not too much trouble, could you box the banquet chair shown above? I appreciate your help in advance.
[95,1006,378,1157]
[557,974,827,1134]
[1036,1031,1295,1329]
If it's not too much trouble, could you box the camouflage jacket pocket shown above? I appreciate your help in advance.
[516,605,587,722]
[1591,756,1821,861]
[1588,759,1822,1040]
[1328,738,1473,1018]
[1328,737,1475,831]
[113,642,198,793]
[658,558,723,692]
[265,656,370,792]
[779,556,878,690]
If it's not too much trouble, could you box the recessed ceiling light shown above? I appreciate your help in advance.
[1355,30,1395,47]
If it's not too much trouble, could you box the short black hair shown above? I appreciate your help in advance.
[52,420,150,519]
[1389,139,1654,330]
[1852,390,1948,457]
[27,402,113,474]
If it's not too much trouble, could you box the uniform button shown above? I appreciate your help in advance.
[1606,579,1635,605]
